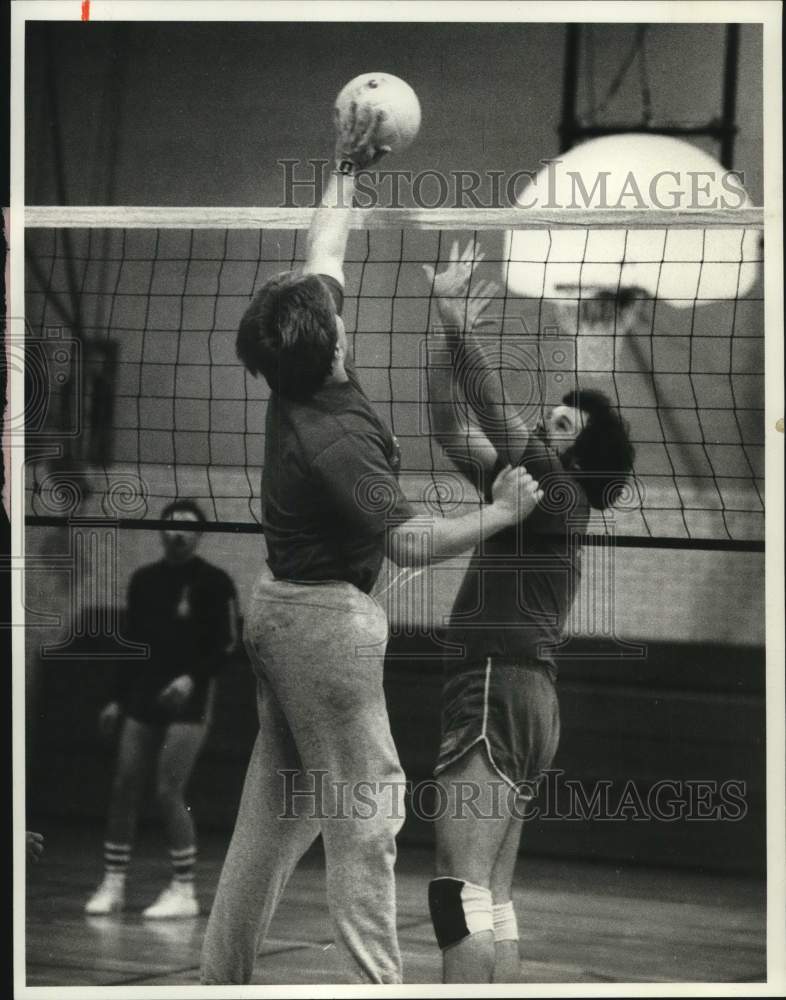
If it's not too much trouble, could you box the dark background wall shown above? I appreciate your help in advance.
[26,22,763,207]
[28,628,765,875]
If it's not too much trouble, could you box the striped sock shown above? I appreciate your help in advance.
[170,845,197,884]
[103,841,131,877]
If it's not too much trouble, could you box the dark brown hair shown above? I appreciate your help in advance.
[236,273,338,400]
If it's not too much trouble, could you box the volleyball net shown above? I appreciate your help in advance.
[23,206,764,551]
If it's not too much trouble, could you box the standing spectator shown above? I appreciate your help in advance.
[85,500,238,919]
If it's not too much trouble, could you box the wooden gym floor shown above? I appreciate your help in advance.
[24,823,766,987]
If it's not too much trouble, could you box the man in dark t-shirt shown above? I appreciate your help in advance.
[445,429,589,682]
[85,500,238,919]
[423,242,635,983]
[201,113,544,987]
[261,275,411,594]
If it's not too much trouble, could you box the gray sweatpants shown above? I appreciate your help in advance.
[200,570,406,984]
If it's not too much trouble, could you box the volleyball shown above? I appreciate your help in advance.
[334,73,421,154]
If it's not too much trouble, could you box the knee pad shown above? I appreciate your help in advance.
[428,877,493,950]
[492,900,519,942]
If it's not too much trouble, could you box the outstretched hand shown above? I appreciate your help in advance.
[423,240,484,297]
[423,240,500,334]
[334,101,391,173]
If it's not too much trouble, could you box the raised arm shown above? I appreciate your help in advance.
[387,463,542,567]
[316,429,543,574]
[426,335,499,494]
[303,103,390,284]
[425,242,532,466]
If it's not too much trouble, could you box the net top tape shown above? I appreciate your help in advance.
[25,206,766,231]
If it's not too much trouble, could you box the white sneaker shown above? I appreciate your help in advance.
[142,881,199,919]
[85,874,126,915]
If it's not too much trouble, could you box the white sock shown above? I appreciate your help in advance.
[493,900,519,942]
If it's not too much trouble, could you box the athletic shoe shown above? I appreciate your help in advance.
[84,873,126,915]
[142,881,199,919]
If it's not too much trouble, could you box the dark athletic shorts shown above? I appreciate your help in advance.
[434,657,560,799]
[124,677,214,727]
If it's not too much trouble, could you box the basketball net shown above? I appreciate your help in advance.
[554,285,651,339]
